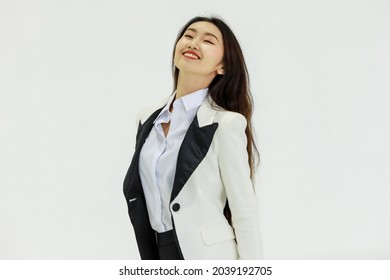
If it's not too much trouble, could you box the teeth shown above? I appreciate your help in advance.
[184,53,199,59]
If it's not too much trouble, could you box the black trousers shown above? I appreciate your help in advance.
[156,230,182,260]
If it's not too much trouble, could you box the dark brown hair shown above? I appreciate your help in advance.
[172,16,260,177]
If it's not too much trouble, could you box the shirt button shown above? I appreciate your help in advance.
[172,203,180,212]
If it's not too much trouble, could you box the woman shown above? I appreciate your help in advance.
[123,16,262,260]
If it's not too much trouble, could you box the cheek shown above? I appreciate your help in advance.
[208,49,224,63]
[174,49,181,64]
[173,43,185,66]
[174,40,186,56]
[173,44,181,60]
[175,38,187,51]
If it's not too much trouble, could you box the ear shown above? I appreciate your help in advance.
[217,66,224,75]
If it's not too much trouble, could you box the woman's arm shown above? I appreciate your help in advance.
[216,113,263,259]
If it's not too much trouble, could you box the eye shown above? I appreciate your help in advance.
[184,34,193,39]
[204,40,214,45]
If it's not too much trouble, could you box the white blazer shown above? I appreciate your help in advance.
[123,95,262,259]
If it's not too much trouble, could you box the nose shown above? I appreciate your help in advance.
[187,40,200,50]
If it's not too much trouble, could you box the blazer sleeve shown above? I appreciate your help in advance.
[216,113,263,259]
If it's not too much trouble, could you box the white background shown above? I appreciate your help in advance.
[0,0,389,259]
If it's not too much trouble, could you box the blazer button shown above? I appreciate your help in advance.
[172,203,180,212]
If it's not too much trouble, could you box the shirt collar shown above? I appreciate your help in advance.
[180,88,208,112]
[153,93,175,124]
[153,88,208,124]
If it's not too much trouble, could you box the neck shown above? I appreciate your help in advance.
[175,72,215,99]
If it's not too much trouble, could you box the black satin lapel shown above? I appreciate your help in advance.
[136,108,163,149]
[170,116,218,202]
[123,107,163,197]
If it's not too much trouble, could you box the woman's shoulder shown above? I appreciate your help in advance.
[214,111,247,134]
[206,96,247,129]
[210,105,247,129]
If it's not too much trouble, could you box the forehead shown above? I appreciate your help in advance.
[185,21,223,40]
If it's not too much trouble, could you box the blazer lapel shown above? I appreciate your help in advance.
[170,97,218,202]
[123,107,163,197]
[124,96,219,203]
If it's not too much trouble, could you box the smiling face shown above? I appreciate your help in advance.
[174,21,224,80]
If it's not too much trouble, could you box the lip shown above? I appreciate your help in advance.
[182,50,201,60]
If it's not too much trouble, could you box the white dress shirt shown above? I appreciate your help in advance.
[138,88,208,233]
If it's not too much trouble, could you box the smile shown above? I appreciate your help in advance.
[183,51,200,60]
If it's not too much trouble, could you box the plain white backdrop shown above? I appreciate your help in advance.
[1,0,389,259]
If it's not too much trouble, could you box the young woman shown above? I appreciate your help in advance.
[123,16,262,260]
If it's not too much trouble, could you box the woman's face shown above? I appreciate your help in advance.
[174,21,224,79]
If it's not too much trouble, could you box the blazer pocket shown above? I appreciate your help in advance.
[126,197,138,212]
[200,223,235,246]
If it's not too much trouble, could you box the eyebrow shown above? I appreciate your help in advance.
[186,28,220,42]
